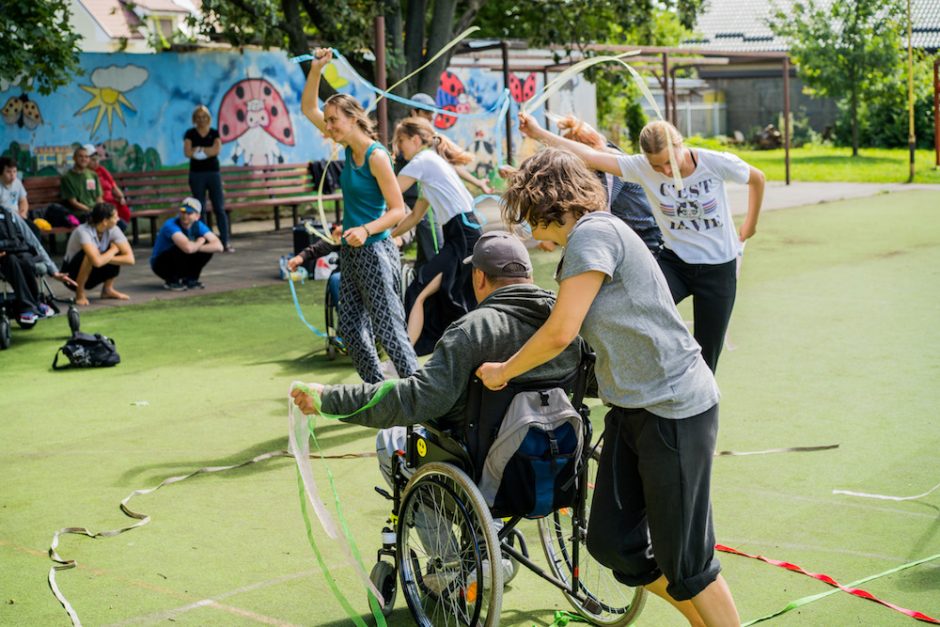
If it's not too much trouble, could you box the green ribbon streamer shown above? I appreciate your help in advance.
[296,469,370,626]
[306,419,387,626]
[547,610,591,626]
[296,379,397,421]
[741,552,940,626]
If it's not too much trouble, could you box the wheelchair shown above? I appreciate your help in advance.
[367,352,646,626]
[0,259,80,350]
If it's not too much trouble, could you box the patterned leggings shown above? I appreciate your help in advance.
[338,238,418,384]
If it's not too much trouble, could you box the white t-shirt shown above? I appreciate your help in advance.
[65,222,128,262]
[617,148,750,264]
[400,149,473,224]
[0,178,27,214]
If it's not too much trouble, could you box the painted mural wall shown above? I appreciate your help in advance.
[0,50,594,184]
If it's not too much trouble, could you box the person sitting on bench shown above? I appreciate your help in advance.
[150,198,223,291]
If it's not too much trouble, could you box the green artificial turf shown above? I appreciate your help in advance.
[1,190,938,626]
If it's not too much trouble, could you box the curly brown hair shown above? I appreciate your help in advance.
[500,148,606,228]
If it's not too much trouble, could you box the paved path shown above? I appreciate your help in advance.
[60,181,938,312]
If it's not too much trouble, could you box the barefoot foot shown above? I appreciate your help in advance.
[100,288,130,301]
[75,295,90,306]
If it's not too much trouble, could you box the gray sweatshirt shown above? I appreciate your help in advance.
[321,284,582,430]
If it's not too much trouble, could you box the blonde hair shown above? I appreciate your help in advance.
[393,117,473,166]
[192,105,211,124]
[638,120,683,155]
[324,94,377,140]
[501,147,606,228]
[557,115,606,150]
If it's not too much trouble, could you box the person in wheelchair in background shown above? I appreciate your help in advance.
[291,230,581,481]
[0,190,76,326]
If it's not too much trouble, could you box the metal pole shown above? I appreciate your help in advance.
[662,53,670,123]
[501,40,514,165]
[907,0,915,182]
[783,56,791,185]
[934,58,939,167]
[374,14,388,146]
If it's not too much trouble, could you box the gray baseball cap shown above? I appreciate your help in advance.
[463,231,532,278]
[409,93,436,108]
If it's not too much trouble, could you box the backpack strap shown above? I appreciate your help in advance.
[52,347,68,370]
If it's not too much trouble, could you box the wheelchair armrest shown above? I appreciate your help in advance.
[406,422,472,472]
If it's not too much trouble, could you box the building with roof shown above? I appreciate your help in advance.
[680,0,940,136]
[69,0,197,53]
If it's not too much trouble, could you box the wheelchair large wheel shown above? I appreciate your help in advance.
[397,462,503,626]
[537,445,646,626]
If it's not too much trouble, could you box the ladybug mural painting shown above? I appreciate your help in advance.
[433,71,471,130]
[2,94,43,130]
[218,78,295,165]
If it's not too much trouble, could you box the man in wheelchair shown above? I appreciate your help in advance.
[292,230,581,466]
[0,193,76,325]
[292,233,645,625]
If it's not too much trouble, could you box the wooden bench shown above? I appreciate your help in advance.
[22,175,76,254]
[115,163,344,245]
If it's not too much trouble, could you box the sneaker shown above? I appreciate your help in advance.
[164,281,187,291]
[224,245,236,253]
[38,303,55,318]
[465,558,514,593]
[18,311,39,325]
[184,279,205,289]
[422,567,459,597]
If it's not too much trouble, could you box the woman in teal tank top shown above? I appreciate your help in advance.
[301,48,418,384]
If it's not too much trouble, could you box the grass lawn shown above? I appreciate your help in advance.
[1,190,939,626]
[683,140,940,185]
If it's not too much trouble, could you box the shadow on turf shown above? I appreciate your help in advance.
[115,421,370,486]
[313,607,556,626]
[250,351,363,382]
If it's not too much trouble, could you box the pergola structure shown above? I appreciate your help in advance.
[446,42,795,183]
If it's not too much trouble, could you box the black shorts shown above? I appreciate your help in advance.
[64,250,120,290]
[586,403,721,601]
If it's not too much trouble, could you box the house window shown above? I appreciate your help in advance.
[152,16,174,40]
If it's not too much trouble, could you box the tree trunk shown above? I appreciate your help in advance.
[417,0,459,97]
[383,0,410,123]
[280,0,308,59]
[404,0,427,96]
[851,86,859,157]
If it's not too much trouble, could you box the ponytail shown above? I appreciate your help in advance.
[393,116,473,166]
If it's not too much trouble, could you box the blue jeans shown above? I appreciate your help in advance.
[188,171,229,246]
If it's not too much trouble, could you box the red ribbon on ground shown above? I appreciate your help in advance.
[716,544,940,624]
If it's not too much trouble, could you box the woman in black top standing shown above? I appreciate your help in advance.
[184,105,232,252]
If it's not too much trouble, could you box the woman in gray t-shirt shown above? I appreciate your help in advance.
[63,203,135,305]
[477,148,740,626]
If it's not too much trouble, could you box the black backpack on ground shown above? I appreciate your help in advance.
[53,332,120,369]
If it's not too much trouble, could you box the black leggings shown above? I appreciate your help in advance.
[65,250,120,290]
[0,252,41,314]
[151,247,212,283]
[657,247,736,373]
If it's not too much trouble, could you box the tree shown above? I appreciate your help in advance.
[0,1,82,95]
[188,0,703,121]
[769,0,905,156]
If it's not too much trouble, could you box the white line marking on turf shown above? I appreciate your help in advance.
[720,538,906,562]
[107,569,318,626]
[715,485,938,519]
